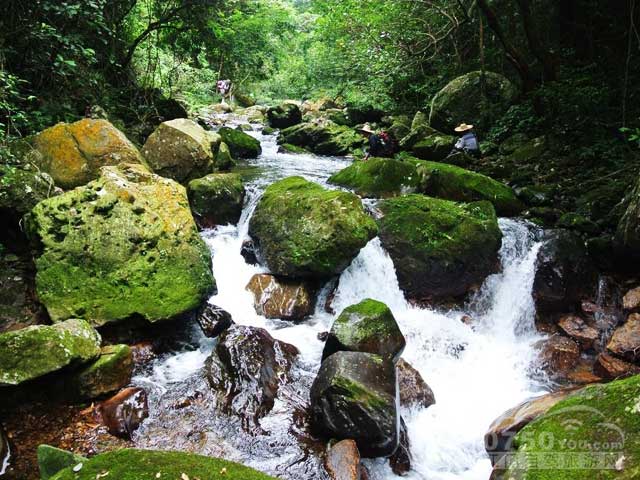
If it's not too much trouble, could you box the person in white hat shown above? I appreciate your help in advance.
[450,123,480,158]
[359,124,397,161]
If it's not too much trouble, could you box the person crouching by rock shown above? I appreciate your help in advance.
[359,124,398,161]
[450,122,481,158]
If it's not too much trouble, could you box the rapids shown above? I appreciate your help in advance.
[130,120,550,480]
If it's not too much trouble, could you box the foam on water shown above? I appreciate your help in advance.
[132,120,548,479]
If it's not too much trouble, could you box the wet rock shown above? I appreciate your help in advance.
[414,160,523,216]
[46,448,277,479]
[249,177,377,279]
[130,341,156,366]
[378,195,502,301]
[205,325,298,428]
[594,352,640,380]
[26,163,215,326]
[606,313,640,362]
[246,274,317,321]
[236,123,254,132]
[310,351,399,458]
[536,334,580,379]
[37,444,87,480]
[1,425,9,476]
[96,387,149,439]
[68,345,133,399]
[325,439,364,480]
[318,331,330,341]
[557,315,598,350]
[267,103,302,129]
[218,127,262,159]
[532,230,598,316]
[557,212,600,235]
[503,375,640,479]
[33,119,143,189]
[389,418,412,476]
[187,173,245,228]
[278,121,365,156]
[623,286,640,312]
[196,303,233,338]
[0,319,101,386]
[241,239,259,265]
[429,71,518,133]
[142,118,222,183]
[278,143,309,154]
[328,159,419,198]
[484,389,577,466]
[322,299,406,363]
[396,358,435,409]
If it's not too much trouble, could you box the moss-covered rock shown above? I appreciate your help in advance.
[49,448,276,480]
[249,177,378,279]
[267,103,302,129]
[0,163,55,218]
[410,159,524,216]
[399,111,440,150]
[507,136,547,163]
[328,158,418,198]
[67,344,132,399]
[310,351,399,458]
[218,127,262,159]
[0,319,101,386]
[411,134,456,161]
[187,173,245,228]
[142,118,221,183]
[33,119,144,189]
[378,195,502,301]
[429,71,518,134]
[322,299,406,362]
[27,163,215,326]
[278,143,309,154]
[38,445,87,480]
[214,141,235,171]
[279,121,365,156]
[505,375,640,480]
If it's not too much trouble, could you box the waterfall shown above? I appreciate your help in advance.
[131,123,549,480]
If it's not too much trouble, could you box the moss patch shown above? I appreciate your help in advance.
[506,375,640,479]
[50,448,276,480]
[218,127,262,159]
[27,163,215,326]
[249,176,377,278]
[328,158,418,198]
[187,173,245,227]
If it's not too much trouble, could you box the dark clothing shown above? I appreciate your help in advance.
[368,134,386,157]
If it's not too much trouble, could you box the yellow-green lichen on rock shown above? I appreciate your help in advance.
[27,163,215,326]
[142,118,223,183]
[33,119,144,189]
[0,319,101,386]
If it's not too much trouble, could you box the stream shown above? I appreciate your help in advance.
[130,118,551,480]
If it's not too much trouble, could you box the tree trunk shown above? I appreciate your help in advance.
[476,0,536,92]
[515,0,557,82]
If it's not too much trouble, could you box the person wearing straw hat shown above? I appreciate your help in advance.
[359,124,397,161]
[450,122,481,158]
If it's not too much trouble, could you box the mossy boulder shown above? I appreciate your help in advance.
[504,375,640,480]
[267,103,302,129]
[67,344,133,399]
[0,319,101,386]
[279,121,365,156]
[278,143,309,154]
[38,445,87,480]
[142,118,222,183]
[214,141,235,171]
[218,127,262,159]
[310,351,399,458]
[429,71,518,134]
[27,163,215,326]
[378,195,502,301]
[328,158,418,198]
[187,173,245,228]
[33,119,144,189]
[49,448,276,480]
[399,111,440,150]
[411,134,456,161]
[249,177,378,279]
[322,299,406,362]
[411,160,524,216]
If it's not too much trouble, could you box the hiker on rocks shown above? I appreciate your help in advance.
[450,123,481,158]
[359,124,398,161]
[216,79,231,103]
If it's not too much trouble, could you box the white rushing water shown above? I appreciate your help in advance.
[132,120,549,479]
